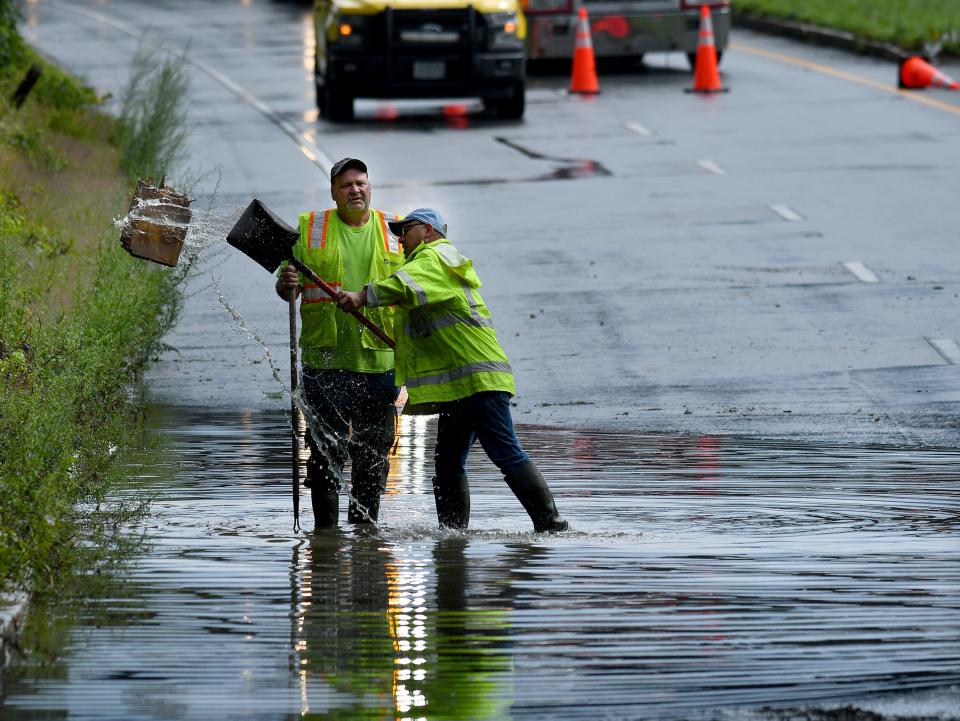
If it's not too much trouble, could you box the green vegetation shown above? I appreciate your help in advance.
[735,0,960,55]
[0,1,190,599]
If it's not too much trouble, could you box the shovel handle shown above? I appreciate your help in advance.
[289,294,300,532]
[288,257,396,349]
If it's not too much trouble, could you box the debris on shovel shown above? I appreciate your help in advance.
[119,177,192,267]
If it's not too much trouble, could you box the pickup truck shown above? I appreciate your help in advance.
[314,0,528,121]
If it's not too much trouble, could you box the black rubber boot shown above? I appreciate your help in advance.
[347,475,383,525]
[432,474,470,530]
[311,487,340,529]
[504,462,569,533]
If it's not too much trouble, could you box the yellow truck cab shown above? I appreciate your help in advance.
[314,0,527,121]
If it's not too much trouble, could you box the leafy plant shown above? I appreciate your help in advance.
[117,44,190,180]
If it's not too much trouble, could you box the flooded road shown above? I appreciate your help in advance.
[4,408,958,720]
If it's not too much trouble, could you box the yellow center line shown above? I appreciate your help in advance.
[731,41,960,117]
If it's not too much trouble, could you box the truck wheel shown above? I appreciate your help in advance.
[687,50,723,72]
[324,84,354,122]
[484,82,525,120]
[315,77,325,113]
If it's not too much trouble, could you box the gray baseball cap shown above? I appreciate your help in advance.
[388,208,447,238]
[330,157,368,182]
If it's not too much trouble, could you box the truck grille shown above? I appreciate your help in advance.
[387,8,479,86]
[390,8,478,48]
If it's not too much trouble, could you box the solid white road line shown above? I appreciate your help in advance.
[841,261,880,283]
[49,0,335,174]
[927,338,960,365]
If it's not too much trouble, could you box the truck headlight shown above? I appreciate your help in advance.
[487,12,523,50]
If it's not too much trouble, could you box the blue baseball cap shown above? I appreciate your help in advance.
[388,208,447,238]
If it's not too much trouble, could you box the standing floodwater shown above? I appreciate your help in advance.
[2,407,959,720]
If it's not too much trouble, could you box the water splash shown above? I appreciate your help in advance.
[213,280,381,524]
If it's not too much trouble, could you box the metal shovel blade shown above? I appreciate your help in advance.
[226,199,299,273]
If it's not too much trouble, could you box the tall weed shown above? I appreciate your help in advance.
[117,44,190,181]
[0,30,191,599]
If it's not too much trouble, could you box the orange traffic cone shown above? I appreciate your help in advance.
[899,56,960,90]
[688,4,727,94]
[570,7,600,95]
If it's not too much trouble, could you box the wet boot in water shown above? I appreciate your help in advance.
[432,474,470,530]
[307,465,340,529]
[347,470,385,524]
[311,486,340,529]
[504,462,569,533]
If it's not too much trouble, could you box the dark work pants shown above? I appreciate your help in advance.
[434,391,530,479]
[300,368,398,517]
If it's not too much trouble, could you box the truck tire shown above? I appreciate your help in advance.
[484,82,525,120]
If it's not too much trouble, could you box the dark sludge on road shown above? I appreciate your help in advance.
[3,407,958,721]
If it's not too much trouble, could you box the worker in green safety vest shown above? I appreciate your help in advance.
[338,208,568,533]
[276,158,404,529]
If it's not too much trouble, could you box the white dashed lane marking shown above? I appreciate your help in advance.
[841,261,880,284]
[697,159,726,175]
[624,122,655,136]
[770,204,803,222]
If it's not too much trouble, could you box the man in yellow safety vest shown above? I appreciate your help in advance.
[276,158,404,528]
[338,208,568,533]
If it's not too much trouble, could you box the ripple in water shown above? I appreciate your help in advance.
[3,409,958,721]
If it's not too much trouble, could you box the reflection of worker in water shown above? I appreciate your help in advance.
[337,208,568,532]
[276,158,404,528]
[290,533,512,720]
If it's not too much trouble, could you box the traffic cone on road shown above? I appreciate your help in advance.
[688,4,727,94]
[899,56,960,90]
[570,7,600,95]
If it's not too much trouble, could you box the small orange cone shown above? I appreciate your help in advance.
[570,7,600,95]
[688,4,727,94]
[899,56,960,90]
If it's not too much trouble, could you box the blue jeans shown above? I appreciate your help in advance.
[434,391,530,478]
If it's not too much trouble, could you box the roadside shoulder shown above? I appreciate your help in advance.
[0,591,28,692]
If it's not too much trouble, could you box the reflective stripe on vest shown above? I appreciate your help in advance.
[396,270,428,306]
[404,312,494,338]
[379,211,400,254]
[302,281,341,303]
[406,361,513,389]
[308,210,332,250]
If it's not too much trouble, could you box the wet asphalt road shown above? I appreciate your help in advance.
[21,0,960,448]
[7,2,960,720]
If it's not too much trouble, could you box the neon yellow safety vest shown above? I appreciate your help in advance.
[293,207,405,354]
[366,239,515,407]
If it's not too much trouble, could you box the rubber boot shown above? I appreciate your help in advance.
[311,486,340,529]
[432,474,470,530]
[503,462,569,533]
[347,475,383,525]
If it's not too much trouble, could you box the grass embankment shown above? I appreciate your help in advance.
[0,2,189,599]
[734,0,960,56]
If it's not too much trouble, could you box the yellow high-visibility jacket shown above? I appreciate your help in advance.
[366,238,515,407]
